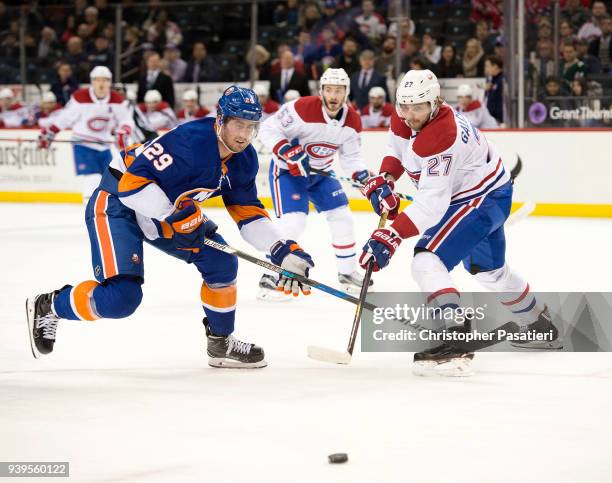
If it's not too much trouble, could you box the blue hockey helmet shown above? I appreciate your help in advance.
[217,85,262,122]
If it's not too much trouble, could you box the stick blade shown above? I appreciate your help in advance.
[307,345,352,365]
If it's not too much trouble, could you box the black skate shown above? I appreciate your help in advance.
[256,274,291,302]
[25,290,61,358]
[338,271,374,293]
[204,318,267,368]
[511,306,563,350]
[413,344,475,377]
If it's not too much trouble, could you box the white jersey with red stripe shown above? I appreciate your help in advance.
[360,102,393,128]
[49,87,134,151]
[138,102,178,130]
[0,103,29,128]
[381,104,510,234]
[456,100,499,129]
[258,96,367,176]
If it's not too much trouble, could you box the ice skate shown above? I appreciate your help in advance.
[256,274,292,302]
[511,306,563,350]
[25,290,61,358]
[204,318,267,369]
[338,271,374,293]
[412,345,475,377]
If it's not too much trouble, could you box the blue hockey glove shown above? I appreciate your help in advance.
[351,169,372,185]
[165,199,218,253]
[359,228,402,272]
[270,240,315,296]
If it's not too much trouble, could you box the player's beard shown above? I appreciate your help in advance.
[323,96,342,116]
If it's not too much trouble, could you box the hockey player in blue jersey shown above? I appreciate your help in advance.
[26,86,314,369]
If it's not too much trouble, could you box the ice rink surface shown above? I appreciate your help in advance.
[1,203,612,483]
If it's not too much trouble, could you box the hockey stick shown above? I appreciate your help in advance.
[202,237,379,309]
[309,167,414,202]
[307,213,388,364]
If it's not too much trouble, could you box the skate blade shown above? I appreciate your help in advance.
[208,357,267,369]
[25,297,40,359]
[307,345,352,364]
[412,359,475,377]
[511,340,564,351]
[256,288,293,303]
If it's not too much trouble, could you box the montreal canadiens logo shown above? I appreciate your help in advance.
[305,142,338,159]
[87,117,110,131]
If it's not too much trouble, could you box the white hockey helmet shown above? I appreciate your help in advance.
[457,84,473,98]
[395,69,441,120]
[252,83,269,98]
[0,87,13,99]
[319,67,350,103]
[42,91,57,103]
[90,65,112,80]
[283,89,300,103]
[144,89,162,103]
[182,89,198,102]
[368,86,386,99]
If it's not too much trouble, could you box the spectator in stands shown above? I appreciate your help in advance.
[76,23,94,52]
[253,83,280,120]
[299,2,322,32]
[88,35,114,70]
[532,39,556,89]
[536,17,554,44]
[64,37,90,82]
[176,89,210,124]
[400,35,420,73]
[137,51,175,108]
[387,17,416,44]
[34,92,63,127]
[247,44,272,81]
[283,89,301,103]
[470,0,503,31]
[37,27,62,67]
[162,43,187,83]
[436,43,463,78]
[274,0,300,27]
[139,89,177,130]
[360,86,392,128]
[576,38,601,74]
[121,26,143,82]
[84,6,102,37]
[562,0,591,30]
[94,0,114,25]
[60,15,77,44]
[420,33,442,65]
[456,84,498,129]
[559,20,577,47]
[269,50,310,103]
[350,50,388,109]
[0,33,19,67]
[475,20,497,55]
[147,10,183,48]
[183,42,220,83]
[484,54,504,124]
[0,88,28,127]
[578,1,607,41]
[355,0,387,48]
[73,0,88,23]
[334,37,361,78]
[463,38,486,77]
[374,36,396,78]
[560,41,586,86]
[293,30,318,66]
[543,76,567,100]
[588,15,611,73]
[50,63,79,106]
[316,27,342,68]
[271,43,305,76]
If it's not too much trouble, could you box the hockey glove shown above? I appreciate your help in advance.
[37,125,60,149]
[270,240,315,296]
[278,140,310,177]
[164,199,218,253]
[114,124,132,151]
[361,175,400,220]
[352,169,372,185]
[359,227,402,272]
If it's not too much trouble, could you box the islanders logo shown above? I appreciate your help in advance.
[305,142,339,159]
[174,188,218,208]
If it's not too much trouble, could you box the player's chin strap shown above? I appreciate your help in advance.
[215,121,240,154]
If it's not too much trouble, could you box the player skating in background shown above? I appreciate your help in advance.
[257,68,372,299]
[455,84,499,129]
[359,70,562,377]
[37,66,134,201]
[26,86,314,369]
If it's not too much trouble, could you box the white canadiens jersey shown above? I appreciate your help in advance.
[383,104,510,233]
[360,102,394,128]
[258,96,366,175]
[139,101,178,130]
[50,88,134,151]
[456,100,499,129]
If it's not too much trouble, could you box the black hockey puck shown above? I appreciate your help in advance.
[328,453,348,464]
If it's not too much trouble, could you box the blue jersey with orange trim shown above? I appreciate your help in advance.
[101,117,282,251]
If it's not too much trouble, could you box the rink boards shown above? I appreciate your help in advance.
[0,128,610,217]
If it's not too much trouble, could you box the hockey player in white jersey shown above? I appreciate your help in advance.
[257,67,372,297]
[359,70,562,376]
[37,66,134,200]
[455,84,498,129]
